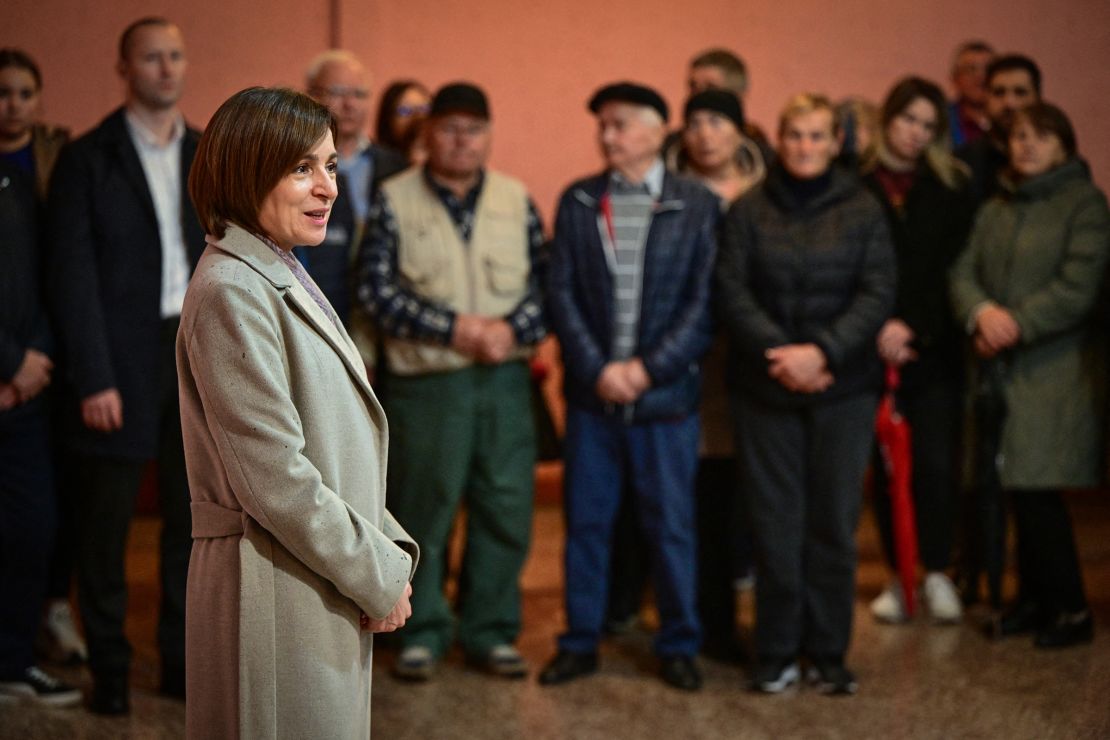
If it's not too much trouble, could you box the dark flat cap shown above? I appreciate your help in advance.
[684,89,745,132]
[588,82,668,123]
[430,82,490,119]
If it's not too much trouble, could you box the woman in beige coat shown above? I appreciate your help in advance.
[178,87,418,739]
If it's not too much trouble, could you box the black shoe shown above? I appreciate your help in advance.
[806,658,858,696]
[90,673,130,715]
[750,657,799,693]
[660,655,702,691]
[538,651,597,686]
[1034,610,1094,649]
[160,666,186,699]
[0,666,81,707]
[989,601,1049,639]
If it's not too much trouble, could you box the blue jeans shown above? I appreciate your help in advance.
[558,408,701,657]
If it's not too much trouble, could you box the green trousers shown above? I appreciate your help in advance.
[384,361,536,658]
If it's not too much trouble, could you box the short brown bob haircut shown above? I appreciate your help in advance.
[189,87,337,240]
[1012,102,1077,159]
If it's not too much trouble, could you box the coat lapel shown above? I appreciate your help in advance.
[213,226,385,419]
[106,109,159,228]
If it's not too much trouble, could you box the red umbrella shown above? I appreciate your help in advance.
[874,365,920,617]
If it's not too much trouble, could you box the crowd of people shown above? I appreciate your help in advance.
[1,15,1108,731]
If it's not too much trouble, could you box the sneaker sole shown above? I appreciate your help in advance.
[806,668,858,696]
[0,687,82,707]
[752,664,800,693]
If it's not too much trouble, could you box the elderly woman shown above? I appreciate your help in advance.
[179,87,418,738]
[861,77,975,625]
[715,93,895,694]
[951,102,1109,649]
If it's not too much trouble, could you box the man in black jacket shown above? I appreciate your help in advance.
[0,159,82,707]
[47,17,203,714]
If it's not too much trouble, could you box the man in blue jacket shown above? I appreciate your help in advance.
[539,82,718,691]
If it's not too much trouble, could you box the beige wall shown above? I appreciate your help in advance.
[6,0,1110,222]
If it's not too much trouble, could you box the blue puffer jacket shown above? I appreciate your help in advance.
[546,169,719,422]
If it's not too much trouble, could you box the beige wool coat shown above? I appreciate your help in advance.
[176,224,418,739]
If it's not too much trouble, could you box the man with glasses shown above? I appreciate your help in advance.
[304,50,406,334]
[356,82,546,682]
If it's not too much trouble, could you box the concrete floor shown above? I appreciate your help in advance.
[3,483,1109,739]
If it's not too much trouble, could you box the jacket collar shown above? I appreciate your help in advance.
[207,223,294,289]
[208,224,381,412]
[1002,158,1090,200]
[763,161,860,213]
[571,168,687,213]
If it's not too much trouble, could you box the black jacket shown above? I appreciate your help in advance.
[46,107,204,459]
[956,136,1008,205]
[715,164,896,408]
[0,160,51,420]
[863,164,975,388]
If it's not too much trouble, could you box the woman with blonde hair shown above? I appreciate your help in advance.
[716,92,895,694]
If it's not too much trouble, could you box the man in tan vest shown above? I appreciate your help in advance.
[356,82,546,681]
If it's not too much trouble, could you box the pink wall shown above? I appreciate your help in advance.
[6,0,1110,223]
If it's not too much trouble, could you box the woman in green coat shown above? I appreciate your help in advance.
[951,102,1110,649]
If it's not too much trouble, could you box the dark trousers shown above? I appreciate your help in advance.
[872,381,960,572]
[46,393,80,600]
[736,393,877,660]
[76,319,190,679]
[696,456,747,648]
[0,405,55,678]
[559,408,701,657]
[1011,489,1088,614]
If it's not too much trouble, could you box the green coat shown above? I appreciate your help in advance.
[951,159,1110,489]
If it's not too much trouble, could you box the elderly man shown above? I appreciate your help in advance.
[47,17,202,714]
[357,82,545,681]
[946,40,995,148]
[540,82,718,691]
[304,50,406,340]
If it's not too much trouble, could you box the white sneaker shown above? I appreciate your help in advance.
[923,572,963,624]
[43,600,88,664]
[870,583,908,624]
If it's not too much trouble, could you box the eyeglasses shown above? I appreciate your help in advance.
[396,104,430,118]
[311,86,370,101]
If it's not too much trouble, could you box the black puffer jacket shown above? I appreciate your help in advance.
[715,163,896,408]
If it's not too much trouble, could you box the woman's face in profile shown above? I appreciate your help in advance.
[683,110,742,173]
[1009,119,1066,180]
[257,131,339,250]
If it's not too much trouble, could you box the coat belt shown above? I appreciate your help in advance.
[191,501,246,539]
